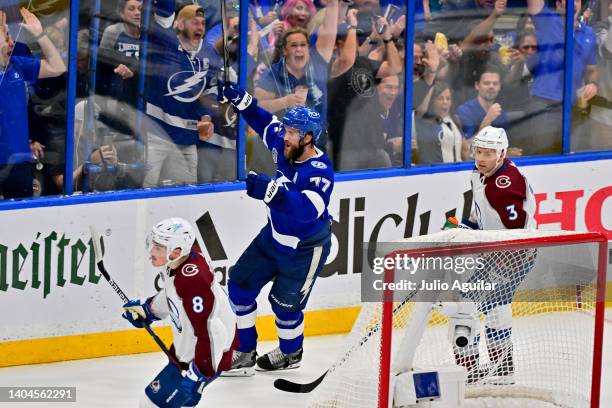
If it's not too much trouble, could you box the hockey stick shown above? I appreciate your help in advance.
[219,0,230,83]
[89,225,183,370]
[273,288,419,393]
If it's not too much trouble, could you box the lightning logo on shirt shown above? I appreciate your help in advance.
[165,71,208,103]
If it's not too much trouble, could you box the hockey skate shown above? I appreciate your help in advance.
[255,347,302,371]
[460,346,515,385]
[220,350,257,377]
[482,345,515,385]
[454,350,485,384]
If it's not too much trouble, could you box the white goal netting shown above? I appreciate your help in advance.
[309,229,606,408]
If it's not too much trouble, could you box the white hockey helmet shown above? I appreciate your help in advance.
[471,126,508,156]
[147,218,196,263]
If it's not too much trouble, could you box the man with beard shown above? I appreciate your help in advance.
[457,66,510,142]
[217,81,334,376]
[143,0,223,187]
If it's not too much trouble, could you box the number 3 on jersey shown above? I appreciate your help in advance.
[506,204,518,221]
[192,296,204,313]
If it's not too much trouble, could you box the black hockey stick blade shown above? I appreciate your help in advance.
[273,289,421,394]
[273,370,328,393]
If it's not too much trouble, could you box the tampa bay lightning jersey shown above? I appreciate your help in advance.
[242,104,334,252]
[146,0,222,145]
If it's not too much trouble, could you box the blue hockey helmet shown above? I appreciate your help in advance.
[282,106,322,142]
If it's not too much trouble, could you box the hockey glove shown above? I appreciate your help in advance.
[217,80,255,112]
[122,299,159,328]
[441,217,478,230]
[246,171,284,204]
[180,361,214,396]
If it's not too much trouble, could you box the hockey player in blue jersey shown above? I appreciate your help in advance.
[217,81,334,375]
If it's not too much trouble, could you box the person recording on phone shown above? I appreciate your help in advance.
[353,0,405,47]
[327,9,402,169]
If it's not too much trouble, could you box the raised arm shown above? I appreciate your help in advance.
[153,0,175,26]
[255,86,303,113]
[316,0,339,62]
[330,9,358,78]
[19,8,65,78]
[375,18,402,77]
[462,0,506,51]
[219,81,286,149]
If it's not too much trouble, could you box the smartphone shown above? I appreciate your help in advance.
[373,16,385,34]
[383,4,400,23]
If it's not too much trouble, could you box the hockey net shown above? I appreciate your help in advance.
[308,229,607,408]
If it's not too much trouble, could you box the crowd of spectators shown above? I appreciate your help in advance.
[0,0,611,199]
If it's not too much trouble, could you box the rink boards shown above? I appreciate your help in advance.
[0,159,610,367]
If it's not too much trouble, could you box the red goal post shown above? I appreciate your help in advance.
[376,230,608,408]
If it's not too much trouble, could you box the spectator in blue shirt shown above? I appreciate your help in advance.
[528,0,598,105]
[0,8,65,199]
[588,1,612,151]
[254,0,338,150]
[516,0,599,154]
[456,66,510,141]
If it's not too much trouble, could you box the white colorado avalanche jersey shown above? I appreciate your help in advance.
[148,246,236,377]
[470,159,536,230]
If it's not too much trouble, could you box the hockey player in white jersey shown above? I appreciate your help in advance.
[217,82,334,376]
[447,126,536,384]
[122,218,238,407]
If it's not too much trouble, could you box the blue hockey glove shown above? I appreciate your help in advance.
[246,171,283,204]
[180,361,213,396]
[217,80,255,111]
[122,299,159,328]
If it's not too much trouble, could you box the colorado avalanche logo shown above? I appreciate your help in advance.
[165,71,208,103]
[182,263,199,277]
[167,298,183,333]
[149,380,161,393]
[495,175,512,189]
